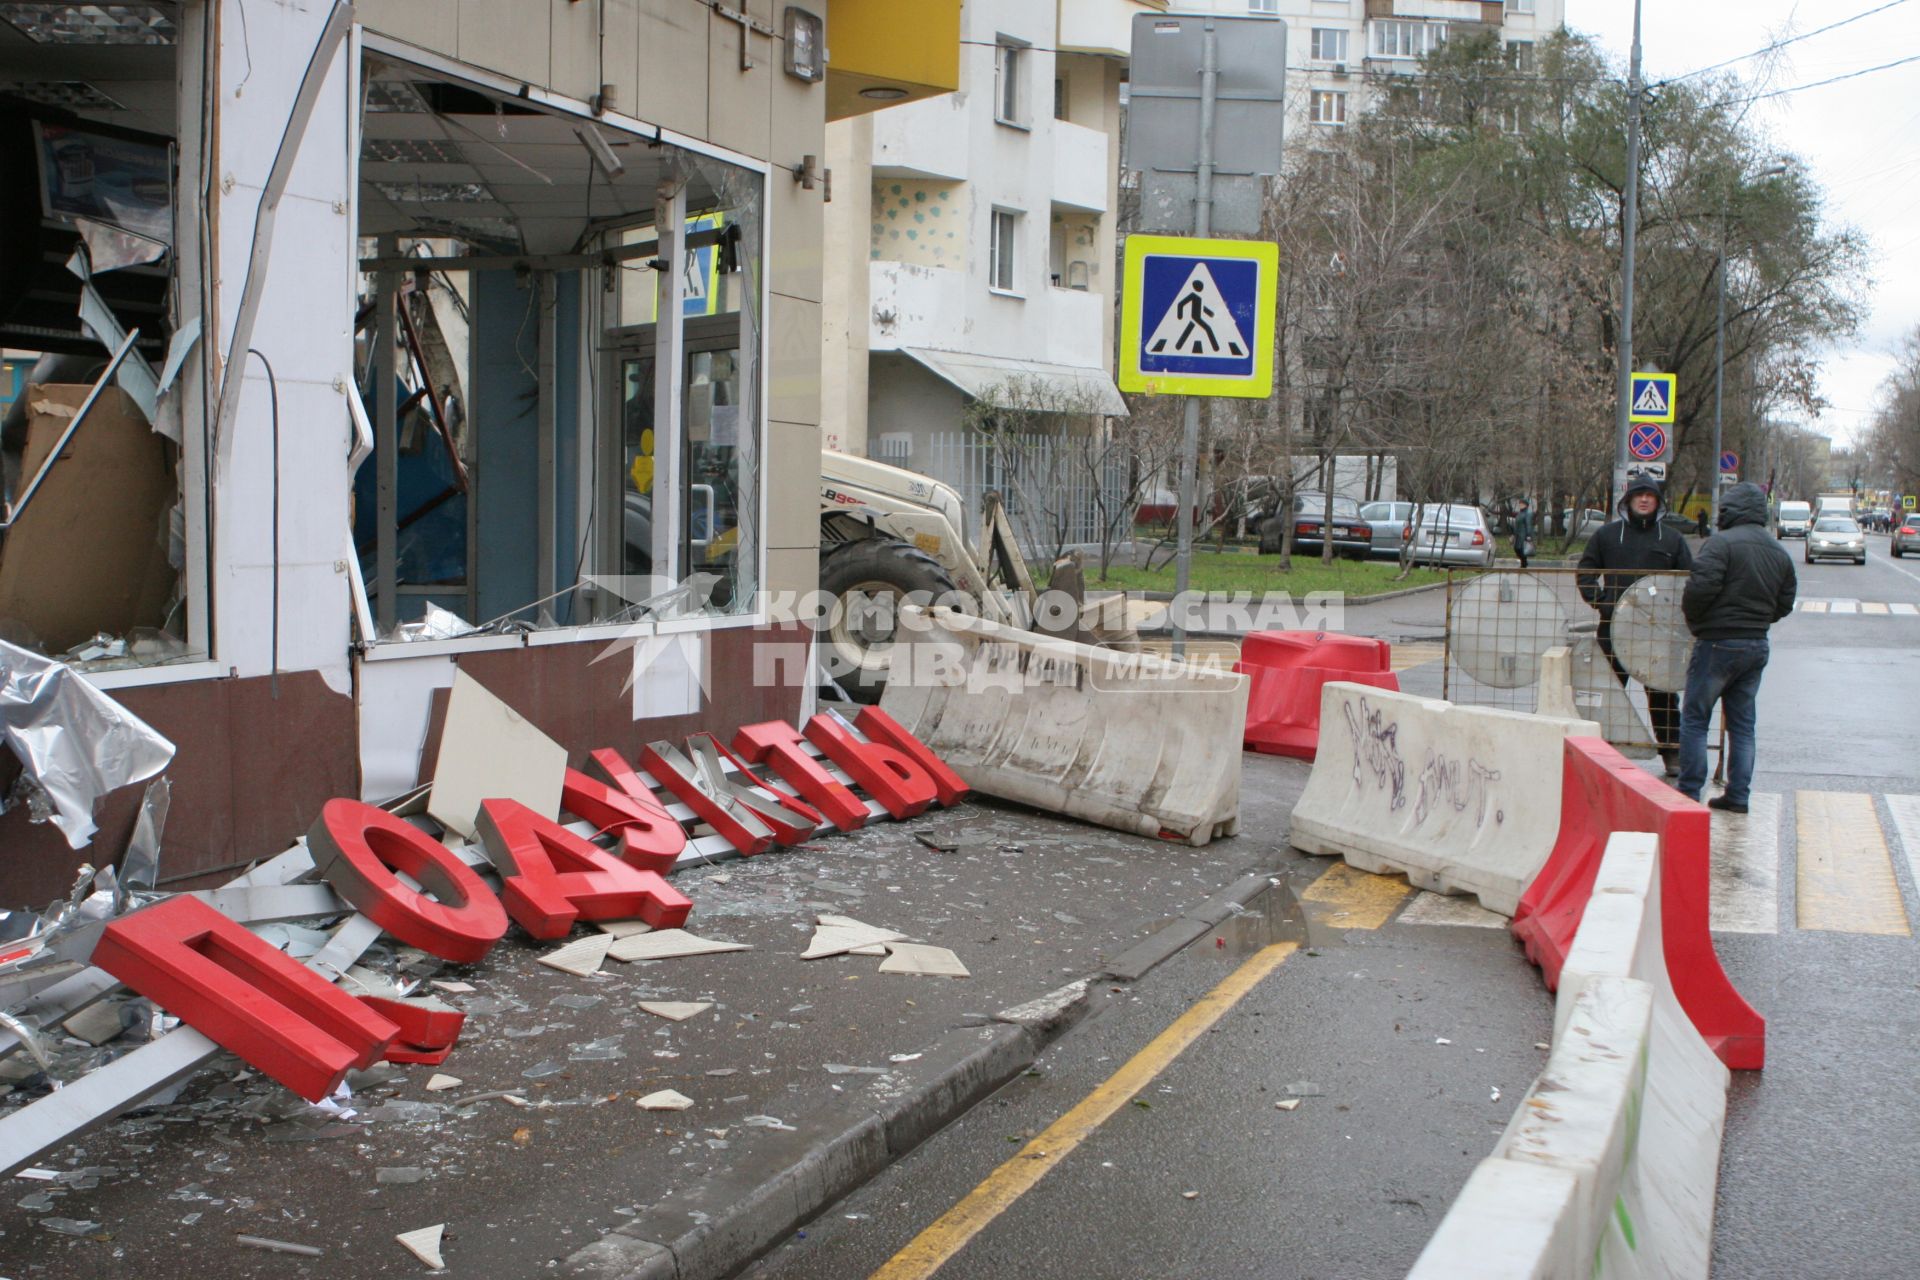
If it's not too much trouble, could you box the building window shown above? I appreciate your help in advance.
[1505,0,1535,12]
[1371,20,1446,60]
[1054,76,1067,120]
[989,208,1020,292]
[994,39,1024,126]
[1310,28,1348,62]
[1505,40,1535,72]
[1248,0,1279,13]
[1310,90,1347,126]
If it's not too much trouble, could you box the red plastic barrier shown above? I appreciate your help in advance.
[1235,631,1399,759]
[94,896,399,1101]
[1511,737,1764,1070]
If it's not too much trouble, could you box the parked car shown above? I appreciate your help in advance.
[1359,501,1413,559]
[1805,516,1866,565]
[1404,503,1495,568]
[1892,514,1920,558]
[1257,491,1373,558]
[1776,500,1814,539]
[1561,508,1607,539]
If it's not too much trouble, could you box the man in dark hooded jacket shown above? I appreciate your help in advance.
[1675,481,1796,812]
[1577,476,1694,772]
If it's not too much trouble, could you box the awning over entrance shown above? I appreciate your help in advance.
[898,347,1129,418]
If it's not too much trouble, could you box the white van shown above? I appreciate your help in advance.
[1776,500,1814,539]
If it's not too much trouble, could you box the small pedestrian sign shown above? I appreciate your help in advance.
[1120,234,1278,398]
[1628,421,1668,462]
[1906,495,1917,511]
[1628,372,1676,423]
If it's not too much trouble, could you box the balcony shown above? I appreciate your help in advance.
[1057,0,1168,59]
[868,260,969,353]
[1045,285,1108,371]
[1051,120,1110,214]
[872,94,970,181]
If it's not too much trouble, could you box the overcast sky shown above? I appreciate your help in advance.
[1572,0,1920,447]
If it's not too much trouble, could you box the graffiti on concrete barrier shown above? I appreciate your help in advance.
[1342,697,1406,812]
[1413,750,1504,829]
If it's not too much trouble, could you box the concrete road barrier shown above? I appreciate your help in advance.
[879,607,1246,847]
[1288,683,1599,915]
[1237,631,1399,759]
[1412,832,1730,1280]
[1513,737,1764,1070]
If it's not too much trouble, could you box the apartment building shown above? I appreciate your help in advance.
[822,0,1161,470]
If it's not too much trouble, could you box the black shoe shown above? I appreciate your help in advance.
[1707,795,1748,814]
[1661,751,1680,777]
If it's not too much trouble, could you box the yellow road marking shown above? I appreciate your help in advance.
[1796,792,1910,936]
[869,943,1298,1280]
[1391,642,1446,672]
[1299,861,1412,929]
[1803,601,1829,613]
[1862,602,1890,616]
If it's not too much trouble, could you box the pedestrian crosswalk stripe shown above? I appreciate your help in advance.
[1796,791,1911,936]
[1886,795,1920,914]
[1796,600,1919,615]
[1711,793,1780,934]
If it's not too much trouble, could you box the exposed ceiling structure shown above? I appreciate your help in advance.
[360,58,729,257]
[0,3,179,137]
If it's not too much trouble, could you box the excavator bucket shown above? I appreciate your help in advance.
[878,607,1246,846]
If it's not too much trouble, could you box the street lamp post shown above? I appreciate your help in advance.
[1711,163,1789,530]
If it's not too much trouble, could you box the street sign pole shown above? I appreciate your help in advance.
[1171,19,1217,659]
[1712,225,1727,532]
[1612,0,1644,511]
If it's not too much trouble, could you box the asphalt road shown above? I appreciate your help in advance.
[750,533,1920,1280]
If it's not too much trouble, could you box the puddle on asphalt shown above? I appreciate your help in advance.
[1214,880,1322,955]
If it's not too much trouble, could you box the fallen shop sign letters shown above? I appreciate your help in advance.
[0,703,969,1180]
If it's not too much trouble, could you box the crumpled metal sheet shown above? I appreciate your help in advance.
[0,640,174,849]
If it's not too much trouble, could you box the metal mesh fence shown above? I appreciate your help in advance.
[1441,566,1696,755]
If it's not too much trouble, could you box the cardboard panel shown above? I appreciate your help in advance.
[0,385,176,653]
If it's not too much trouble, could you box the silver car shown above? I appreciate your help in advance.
[1805,516,1865,565]
[1404,503,1495,568]
[1359,501,1413,559]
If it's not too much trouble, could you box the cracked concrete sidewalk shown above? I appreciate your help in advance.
[0,755,1314,1280]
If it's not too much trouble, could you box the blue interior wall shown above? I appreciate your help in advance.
[470,269,587,625]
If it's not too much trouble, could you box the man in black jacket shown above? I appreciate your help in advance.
[1676,481,1796,812]
[1577,476,1694,773]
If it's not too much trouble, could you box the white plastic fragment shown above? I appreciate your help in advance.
[608,929,751,962]
[237,1234,323,1257]
[429,981,476,995]
[424,1074,463,1093]
[395,1223,446,1270]
[593,918,656,939]
[537,933,613,977]
[636,1089,695,1111]
[877,943,970,978]
[1274,1099,1301,1111]
[637,1001,712,1022]
[803,916,908,960]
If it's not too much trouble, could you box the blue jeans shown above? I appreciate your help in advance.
[1677,637,1770,804]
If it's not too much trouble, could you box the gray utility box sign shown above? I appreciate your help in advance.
[1126,13,1286,237]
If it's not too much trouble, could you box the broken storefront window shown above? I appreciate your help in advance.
[354,57,764,643]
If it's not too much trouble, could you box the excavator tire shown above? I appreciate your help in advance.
[819,538,960,704]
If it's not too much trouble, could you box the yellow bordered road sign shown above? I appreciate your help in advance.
[1119,234,1278,398]
[1629,371,1677,423]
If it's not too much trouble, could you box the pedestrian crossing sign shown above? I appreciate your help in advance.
[1120,234,1278,398]
[1628,372,1677,424]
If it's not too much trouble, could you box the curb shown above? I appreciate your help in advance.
[1130,581,1448,607]
[563,871,1283,1280]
